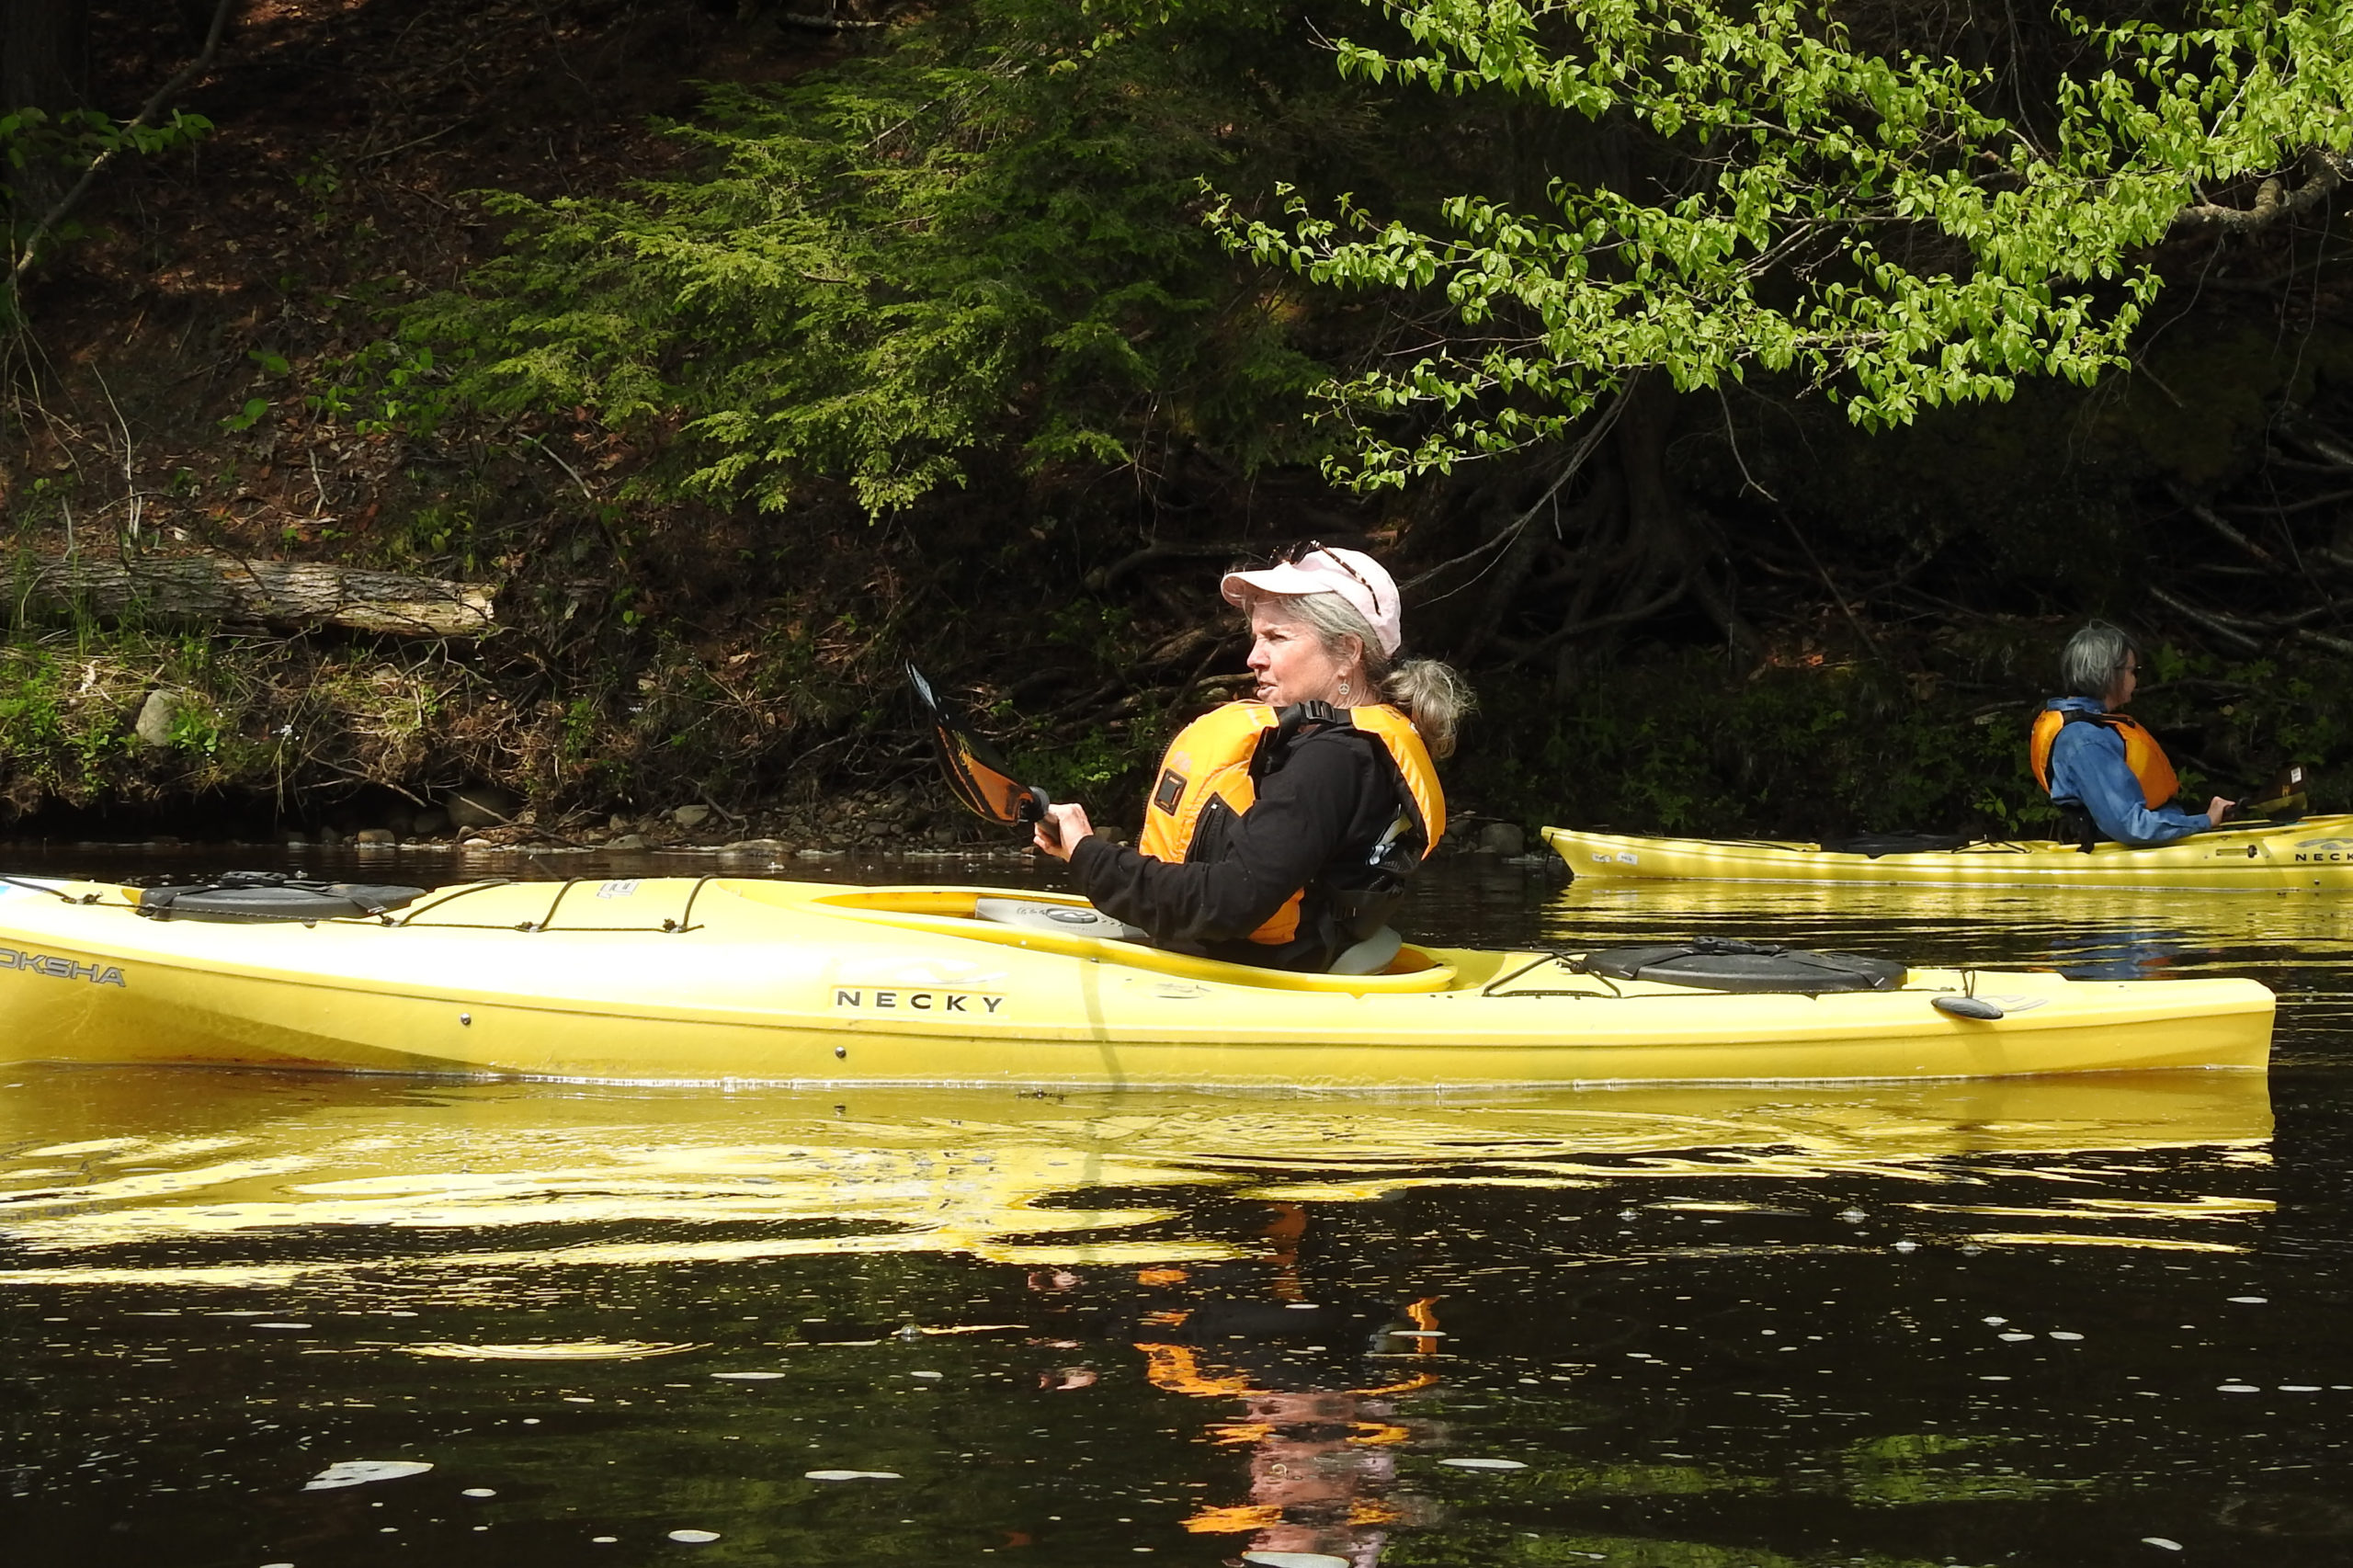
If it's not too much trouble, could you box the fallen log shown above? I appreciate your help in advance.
[10,551,496,638]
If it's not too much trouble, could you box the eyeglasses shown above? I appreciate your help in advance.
[1269,539,1388,619]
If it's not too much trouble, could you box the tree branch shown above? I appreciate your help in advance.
[2293,626,2353,657]
[1086,540,1256,594]
[1498,577,1689,669]
[2147,585,2263,652]
[2165,481,2279,567]
[9,0,243,290]
[1400,385,1632,598]
[2287,426,2353,472]
[775,9,889,29]
[2172,151,2351,236]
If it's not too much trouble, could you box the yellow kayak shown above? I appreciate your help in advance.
[0,874,2272,1086]
[1543,815,2353,891]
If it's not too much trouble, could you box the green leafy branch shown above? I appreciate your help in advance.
[1207,0,2353,488]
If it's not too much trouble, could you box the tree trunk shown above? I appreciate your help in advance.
[1611,375,1765,670]
[2,0,92,216]
[1,0,88,111]
[14,551,498,637]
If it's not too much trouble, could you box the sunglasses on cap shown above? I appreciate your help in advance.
[1240,539,1391,619]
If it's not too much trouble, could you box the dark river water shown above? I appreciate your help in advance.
[5,844,2350,1566]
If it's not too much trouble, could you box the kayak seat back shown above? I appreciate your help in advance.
[1329,925,1403,975]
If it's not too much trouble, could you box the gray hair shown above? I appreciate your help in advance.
[2060,621,2137,699]
[1242,589,1475,758]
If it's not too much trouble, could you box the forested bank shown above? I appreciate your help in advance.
[5,0,2352,850]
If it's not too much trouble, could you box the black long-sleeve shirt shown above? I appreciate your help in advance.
[1068,725,1403,971]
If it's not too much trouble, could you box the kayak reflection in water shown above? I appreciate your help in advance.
[2029,621,2234,848]
[1030,545,1473,972]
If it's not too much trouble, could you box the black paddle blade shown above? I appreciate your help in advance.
[2243,762,2311,821]
[906,663,1050,826]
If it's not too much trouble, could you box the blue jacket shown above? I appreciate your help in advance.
[2042,697,2211,848]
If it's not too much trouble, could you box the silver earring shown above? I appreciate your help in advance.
[1338,679,1350,701]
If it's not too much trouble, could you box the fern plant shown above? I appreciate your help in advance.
[407,0,1338,515]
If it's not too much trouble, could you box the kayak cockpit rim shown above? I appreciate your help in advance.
[723,880,1468,994]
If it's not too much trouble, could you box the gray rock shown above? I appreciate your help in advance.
[1474,821,1526,857]
[672,803,713,830]
[354,828,398,846]
[445,785,520,829]
[608,833,650,850]
[133,689,179,749]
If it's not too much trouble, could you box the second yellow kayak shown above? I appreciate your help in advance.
[1543,815,2353,891]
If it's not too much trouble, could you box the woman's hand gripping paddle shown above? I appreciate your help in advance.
[906,663,1052,828]
[2237,763,2312,823]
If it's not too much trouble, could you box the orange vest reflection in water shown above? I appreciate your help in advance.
[1132,1203,1445,1567]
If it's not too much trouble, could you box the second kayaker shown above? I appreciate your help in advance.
[1030,544,1472,971]
[2029,621,2234,847]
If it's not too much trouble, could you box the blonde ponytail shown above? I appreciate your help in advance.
[1382,656,1474,759]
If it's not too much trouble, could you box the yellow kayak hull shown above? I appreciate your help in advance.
[1543,816,2353,891]
[0,875,2273,1087]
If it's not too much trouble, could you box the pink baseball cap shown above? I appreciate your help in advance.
[1220,545,1403,656]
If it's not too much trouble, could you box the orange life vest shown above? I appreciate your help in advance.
[1136,701,1446,948]
[2029,707,2180,810]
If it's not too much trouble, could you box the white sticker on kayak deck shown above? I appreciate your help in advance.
[596,880,642,898]
[1618,851,1640,865]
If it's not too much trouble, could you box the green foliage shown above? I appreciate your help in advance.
[1,104,215,194]
[221,397,270,433]
[2,105,214,308]
[1461,650,2056,837]
[304,341,450,435]
[0,646,132,802]
[1208,0,2353,486]
[404,0,1328,515]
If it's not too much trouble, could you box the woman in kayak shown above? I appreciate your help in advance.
[1031,544,1472,971]
[2030,621,2233,846]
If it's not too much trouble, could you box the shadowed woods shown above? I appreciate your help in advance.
[4,0,2353,849]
